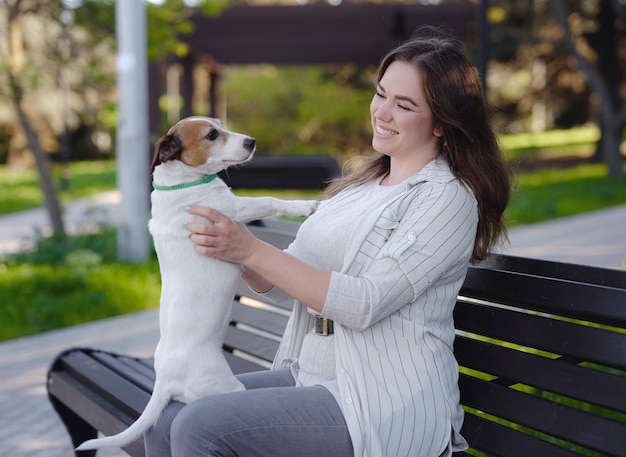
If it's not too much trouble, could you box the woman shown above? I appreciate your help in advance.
[146,26,511,457]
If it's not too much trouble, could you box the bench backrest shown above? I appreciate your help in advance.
[218,156,340,190]
[240,220,626,457]
[456,255,626,457]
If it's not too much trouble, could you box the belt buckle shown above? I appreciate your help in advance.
[315,316,334,336]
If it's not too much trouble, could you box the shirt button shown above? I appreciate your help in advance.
[407,233,415,241]
[346,398,352,404]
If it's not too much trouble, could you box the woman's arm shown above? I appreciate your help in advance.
[239,266,273,294]
[186,205,331,314]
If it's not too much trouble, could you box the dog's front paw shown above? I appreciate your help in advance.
[286,200,319,217]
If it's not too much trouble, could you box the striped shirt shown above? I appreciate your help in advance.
[271,157,476,457]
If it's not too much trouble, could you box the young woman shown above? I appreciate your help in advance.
[146,26,511,457]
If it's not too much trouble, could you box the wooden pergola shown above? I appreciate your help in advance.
[148,2,479,137]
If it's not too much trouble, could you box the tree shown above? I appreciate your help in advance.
[552,0,625,177]
[0,0,227,242]
[1,0,67,235]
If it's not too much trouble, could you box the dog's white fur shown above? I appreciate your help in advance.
[77,116,317,451]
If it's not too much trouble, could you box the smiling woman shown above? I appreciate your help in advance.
[141,26,512,457]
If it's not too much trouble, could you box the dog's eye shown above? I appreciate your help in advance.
[206,129,219,141]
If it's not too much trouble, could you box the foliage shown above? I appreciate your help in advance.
[0,260,160,341]
[485,0,594,133]
[223,65,375,158]
[0,162,158,342]
[0,227,160,342]
[69,0,228,61]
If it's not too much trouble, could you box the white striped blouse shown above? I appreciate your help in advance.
[273,157,477,457]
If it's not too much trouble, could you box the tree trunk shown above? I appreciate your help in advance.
[553,0,624,177]
[10,74,66,236]
[5,8,65,237]
[588,0,620,163]
[601,117,625,177]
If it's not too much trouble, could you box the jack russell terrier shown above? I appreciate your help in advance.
[77,116,317,451]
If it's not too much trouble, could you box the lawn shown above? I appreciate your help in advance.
[507,163,626,226]
[0,160,117,215]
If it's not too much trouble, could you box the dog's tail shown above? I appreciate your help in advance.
[75,380,170,451]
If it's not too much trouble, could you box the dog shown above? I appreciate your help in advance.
[77,116,317,451]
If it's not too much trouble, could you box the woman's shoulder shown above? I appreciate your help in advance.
[405,163,477,210]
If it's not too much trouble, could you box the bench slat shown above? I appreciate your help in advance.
[459,374,626,456]
[90,352,155,393]
[455,300,626,371]
[248,220,300,249]
[455,336,626,413]
[48,370,146,456]
[223,351,269,374]
[461,413,581,457]
[462,267,626,327]
[223,326,281,363]
[233,281,294,312]
[477,254,626,288]
[230,301,290,336]
[60,350,149,419]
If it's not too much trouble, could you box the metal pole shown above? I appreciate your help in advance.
[116,0,150,261]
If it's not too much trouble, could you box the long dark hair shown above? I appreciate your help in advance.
[325,27,511,262]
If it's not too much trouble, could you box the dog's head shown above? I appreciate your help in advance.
[150,116,256,175]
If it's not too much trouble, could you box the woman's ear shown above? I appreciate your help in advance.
[434,125,443,138]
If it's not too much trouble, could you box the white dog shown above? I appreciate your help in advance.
[77,116,317,451]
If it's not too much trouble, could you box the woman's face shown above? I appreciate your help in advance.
[370,60,442,162]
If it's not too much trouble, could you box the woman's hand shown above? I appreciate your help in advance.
[186,206,257,264]
[186,205,331,312]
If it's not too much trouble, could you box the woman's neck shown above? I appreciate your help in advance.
[381,155,437,186]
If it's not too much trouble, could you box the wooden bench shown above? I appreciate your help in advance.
[47,219,626,457]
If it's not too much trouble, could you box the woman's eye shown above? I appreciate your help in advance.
[375,90,385,98]
[398,104,411,111]
[206,129,219,141]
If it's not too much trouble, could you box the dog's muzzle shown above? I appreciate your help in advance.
[314,316,334,336]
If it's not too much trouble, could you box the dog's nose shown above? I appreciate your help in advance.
[244,137,256,152]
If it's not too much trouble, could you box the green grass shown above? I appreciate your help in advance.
[0,229,161,342]
[506,163,626,226]
[0,160,116,216]
[500,125,600,157]
[0,260,160,340]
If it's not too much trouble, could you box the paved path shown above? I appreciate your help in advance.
[1,310,159,457]
[0,194,624,457]
[500,203,626,269]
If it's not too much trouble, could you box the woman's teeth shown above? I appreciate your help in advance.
[376,125,398,136]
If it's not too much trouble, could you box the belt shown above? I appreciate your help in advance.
[314,316,334,336]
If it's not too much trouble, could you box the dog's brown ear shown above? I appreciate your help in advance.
[151,134,183,175]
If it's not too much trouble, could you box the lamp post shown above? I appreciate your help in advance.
[115,0,150,262]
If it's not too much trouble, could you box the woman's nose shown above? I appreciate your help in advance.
[373,99,391,121]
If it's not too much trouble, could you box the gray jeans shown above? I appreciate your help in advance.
[144,368,353,457]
